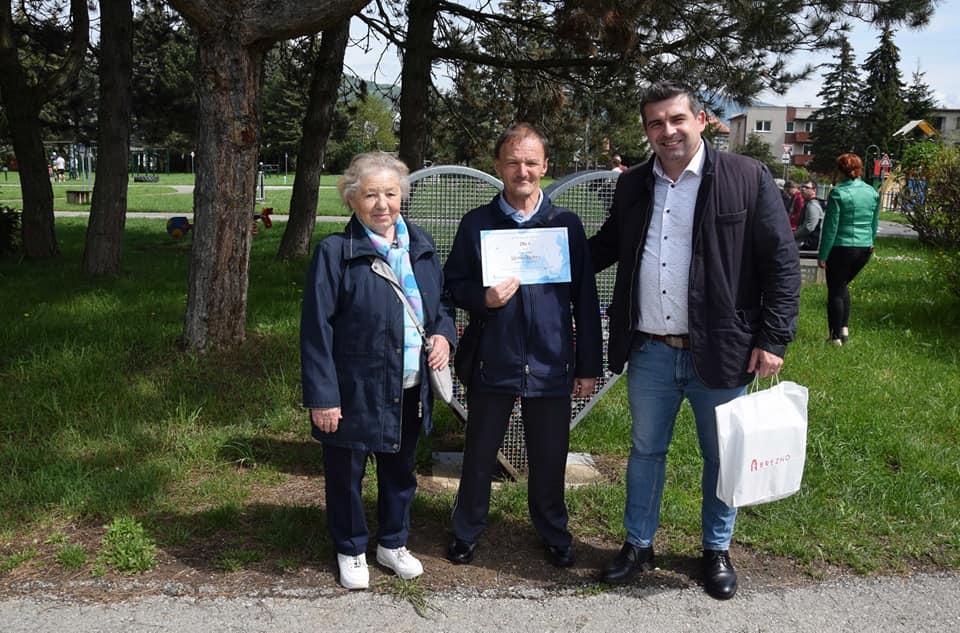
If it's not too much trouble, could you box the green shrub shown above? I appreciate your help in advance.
[99,517,158,574]
[899,140,943,176]
[901,145,960,297]
[785,165,811,184]
[0,206,20,255]
[0,547,38,573]
[56,543,88,569]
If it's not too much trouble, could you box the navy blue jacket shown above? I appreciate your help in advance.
[444,194,602,397]
[589,142,801,389]
[300,216,457,452]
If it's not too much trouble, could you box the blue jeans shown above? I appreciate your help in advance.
[625,337,746,550]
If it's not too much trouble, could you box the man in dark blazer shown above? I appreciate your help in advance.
[588,81,800,600]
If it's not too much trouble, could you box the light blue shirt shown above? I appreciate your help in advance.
[498,190,544,224]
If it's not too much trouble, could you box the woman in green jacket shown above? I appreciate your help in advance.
[817,153,880,346]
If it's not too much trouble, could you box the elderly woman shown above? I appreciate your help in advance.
[818,153,880,346]
[301,152,456,589]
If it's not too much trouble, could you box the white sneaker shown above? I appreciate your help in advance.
[376,545,424,580]
[337,553,369,590]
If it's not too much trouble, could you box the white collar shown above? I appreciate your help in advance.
[653,139,706,182]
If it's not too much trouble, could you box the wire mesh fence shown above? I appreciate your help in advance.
[402,166,622,474]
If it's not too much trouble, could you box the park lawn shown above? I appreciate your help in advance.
[0,179,350,217]
[880,210,908,224]
[0,171,319,187]
[1,221,958,578]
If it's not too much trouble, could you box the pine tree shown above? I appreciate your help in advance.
[735,133,781,174]
[810,36,862,173]
[904,65,939,122]
[859,27,906,153]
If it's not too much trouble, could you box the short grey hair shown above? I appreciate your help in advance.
[337,152,411,207]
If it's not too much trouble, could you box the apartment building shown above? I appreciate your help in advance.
[728,104,818,166]
[929,108,960,146]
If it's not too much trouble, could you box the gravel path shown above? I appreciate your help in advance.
[3,572,959,633]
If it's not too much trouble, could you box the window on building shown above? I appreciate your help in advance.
[955,116,960,129]
[802,144,814,156]
[932,117,945,132]
[785,121,795,133]
[754,120,772,132]
[804,121,816,132]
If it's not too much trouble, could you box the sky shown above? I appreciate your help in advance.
[343,1,960,110]
[760,0,960,109]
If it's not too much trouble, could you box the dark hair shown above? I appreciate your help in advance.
[493,123,550,161]
[640,81,703,125]
[836,153,863,179]
[783,180,797,190]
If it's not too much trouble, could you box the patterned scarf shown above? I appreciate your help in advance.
[362,215,424,385]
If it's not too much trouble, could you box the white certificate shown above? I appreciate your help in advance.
[480,227,572,286]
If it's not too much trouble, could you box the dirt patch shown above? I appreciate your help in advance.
[0,471,850,603]
[0,528,846,605]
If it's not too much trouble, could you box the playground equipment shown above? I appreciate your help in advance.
[166,208,273,239]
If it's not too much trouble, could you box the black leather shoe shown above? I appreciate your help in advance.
[545,544,575,568]
[702,549,738,600]
[446,538,477,565]
[600,542,654,584]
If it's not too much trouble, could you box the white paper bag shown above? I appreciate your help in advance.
[715,380,808,508]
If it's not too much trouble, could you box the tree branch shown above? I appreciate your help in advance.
[37,0,89,103]
[435,44,619,71]
[168,0,370,44]
[239,0,370,44]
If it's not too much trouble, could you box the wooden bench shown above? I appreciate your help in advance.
[66,190,91,204]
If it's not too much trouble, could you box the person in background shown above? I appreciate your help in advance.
[611,154,628,173]
[300,152,456,589]
[53,153,66,182]
[588,81,800,600]
[817,153,880,346]
[794,181,822,251]
[443,123,602,570]
[781,181,804,231]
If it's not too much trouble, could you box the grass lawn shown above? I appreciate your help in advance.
[1,220,958,580]
[0,173,351,216]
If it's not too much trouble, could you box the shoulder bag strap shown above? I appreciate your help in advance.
[368,257,432,349]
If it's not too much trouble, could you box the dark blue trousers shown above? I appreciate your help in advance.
[323,386,422,556]
[451,392,572,549]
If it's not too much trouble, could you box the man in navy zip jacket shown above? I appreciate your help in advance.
[588,82,800,599]
[444,123,602,568]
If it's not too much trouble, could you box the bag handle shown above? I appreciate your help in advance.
[369,257,433,351]
[749,373,781,393]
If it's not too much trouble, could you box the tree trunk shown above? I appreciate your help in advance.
[182,36,266,352]
[5,106,57,258]
[0,0,88,259]
[277,19,350,260]
[83,0,133,277]
[397,0,439,171]
[167,0,369,352]
[0,12,51,258]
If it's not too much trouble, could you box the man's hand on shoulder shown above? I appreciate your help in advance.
[747,348,783,378]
